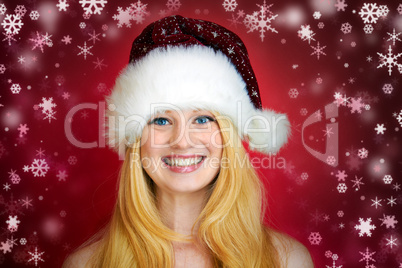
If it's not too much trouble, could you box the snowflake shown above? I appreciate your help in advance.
[10,83,21,94]
[378,5,389,17]
[397,110,402,127]
[79,0,107,15]
[57,0,70,11]
[23,159,50,177]
[9,169,21,184]
[113,6,132,27]
[382,83,393,94]
[359,3,380,24]
[20,196,33,209]
[6,215,20,232]
[30,31,52,53]
[334,0,347,11]
[312,11,321,19]
[387,28,402,46]
[77,42,93,59]
[288,88,298,98]
[56,170,68,182]
[393,183,401,191]
[166,0,181,12]
[0,64,5,74]
[29,10,40,20]
[377,45,402,76]
[223,0,238,12]
[326,253,343,268]
[359,247,376,266]
[311,42,326,60]
[371,196,382,209]
[308,232,322,245]
[93,57,107,70]
[355,218,376,237]
[380,214,398,229]
[28,247,45,266]
[326,156,337,166]
[337,211,344,217]
[383,175,392,184]
[14,5,27,17]
[363,24,373,34]
[3,32,17,45]
[3,182,11,191]
[398,4,402,15]
[337,183,347,193]
[357,148,368,159]
[387,196,396,207]
[335,170,348,181]
[68,155,78,165]
[0,3,6,15]
[300,172,308,180]
[0,241,12,254]
[61,35,72,44]
[38,97,57,122]
[318,22,324,29]
[129,1,150,24]
[385,235,398,249]
[20,238,27,245]
[340,22,352,34]
[88,30,101,44]
[243,0,278,42]
[79,22,86,29]
[297,24,315,43]
[374,123,386,134]
[347,97,364,113]
[1,14,24,34]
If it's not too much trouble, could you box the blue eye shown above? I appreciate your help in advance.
[151,117,169,126]
[195,116,214,124]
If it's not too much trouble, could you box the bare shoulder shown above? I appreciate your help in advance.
[62,241,100,268]
[270,230,315,268]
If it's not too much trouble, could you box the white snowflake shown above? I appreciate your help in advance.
[351,176,364,190]
[347,97,364,113]
[359,3,380,24]
[358,148,368,159]
[363,24,373,34]
[397,110,402,127]
[77,42,93,59]
[29,10,40,20]
[379,214,398,229]
[334,0,347,11]
[57,0,70,12]
[113,6,132,28]
[355,218,376,237]
[6,215,20,232]
[311,42,326,59]
[308,232,322,245]
[30,31,52,53]
[23,159,50,177]
[3,32,17,45]
[313,11,321,19]
[1,14,24,34]
[377,43,402,77]
[129,1,150,24]
[382,83,393,94]
[223,0,238,12]
[10,83,21,94]
[243,0,278,42]
[383,175,393,184]
[387,196,396,207]
[28,247,45,266]
[0,3,6,15]
[0,64,5,74]
[297,24,315,44]
[337,183,347,193]
[378,4,389,17]
[288,88,298,98]
[79,0,107,14]
[386,236,397,249]
[374,123,386,134]
[387,28,402,46]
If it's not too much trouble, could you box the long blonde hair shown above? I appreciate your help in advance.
[80,112,281,267]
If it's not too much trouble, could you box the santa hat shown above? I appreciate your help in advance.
[106,15,290,156]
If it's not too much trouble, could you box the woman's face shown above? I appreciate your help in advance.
[140,109,223,196]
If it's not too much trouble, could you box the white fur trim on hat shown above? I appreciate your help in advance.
[106,45,290,156]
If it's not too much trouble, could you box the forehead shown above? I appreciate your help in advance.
[161,109,214,116]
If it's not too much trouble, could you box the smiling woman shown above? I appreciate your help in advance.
[62,15,314,268]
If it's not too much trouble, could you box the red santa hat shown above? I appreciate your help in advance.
[106,15,290,156]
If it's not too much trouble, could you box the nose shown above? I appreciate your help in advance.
[169,118,191,149]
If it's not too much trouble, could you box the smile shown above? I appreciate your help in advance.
[161,154,206,173]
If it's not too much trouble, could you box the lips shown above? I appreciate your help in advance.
[161,154,206,173]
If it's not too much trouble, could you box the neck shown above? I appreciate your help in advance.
[156,188,208,236]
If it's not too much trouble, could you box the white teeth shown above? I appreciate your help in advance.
[164,157,203,167]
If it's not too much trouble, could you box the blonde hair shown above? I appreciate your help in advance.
[77,112,281,267]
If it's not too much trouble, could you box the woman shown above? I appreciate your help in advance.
[63,15,314,267]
